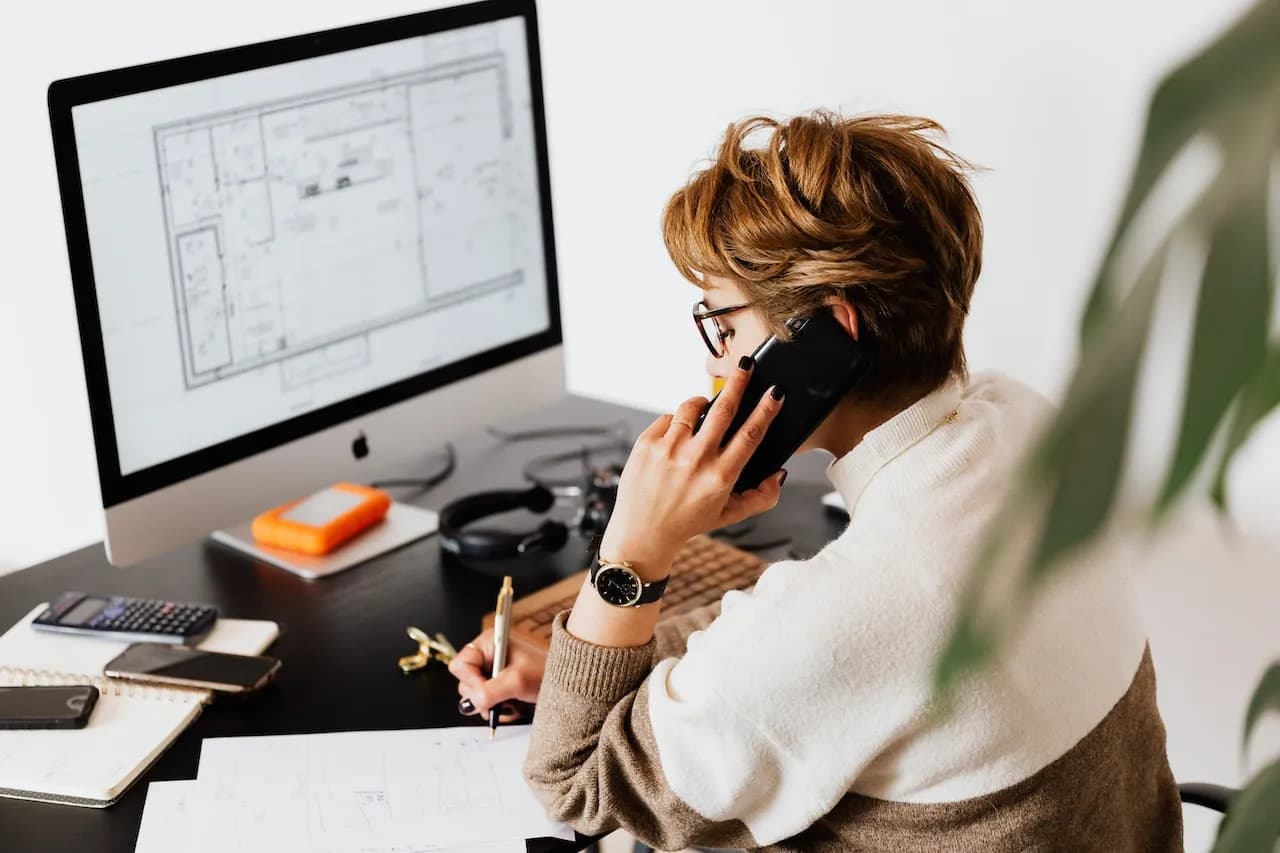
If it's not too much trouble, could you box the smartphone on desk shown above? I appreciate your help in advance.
[0,685,99,729]
[103,643,281,694]
[695,308,871,492]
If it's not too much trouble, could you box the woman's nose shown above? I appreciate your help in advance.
[705,352,727,378]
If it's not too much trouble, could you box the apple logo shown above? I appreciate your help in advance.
[352,431,369,460]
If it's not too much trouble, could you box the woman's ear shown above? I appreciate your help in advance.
[823,297,859,340]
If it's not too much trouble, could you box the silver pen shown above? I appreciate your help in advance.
[488,575,514,739]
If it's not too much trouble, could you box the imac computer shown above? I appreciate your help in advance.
[47,0,564,569]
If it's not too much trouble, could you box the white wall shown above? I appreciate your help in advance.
[2,0,1270,571]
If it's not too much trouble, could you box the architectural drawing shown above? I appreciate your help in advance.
[155,49,526,390]
[185,727,564,849]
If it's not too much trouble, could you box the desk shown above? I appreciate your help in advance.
[0,394,846,852]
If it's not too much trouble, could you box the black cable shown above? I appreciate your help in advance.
[428,414,794,551]
[480,419,636,492]
[370,443,457,494]
[521,437,632,490]
[482,416,792,551]
[710,520,757,539]
[486,421,631,443]
[711,521,793,552]
[731,536,793,552]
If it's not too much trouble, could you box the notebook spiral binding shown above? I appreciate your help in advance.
[0,666,210,704]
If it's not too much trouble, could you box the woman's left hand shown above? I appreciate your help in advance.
[599,357,787,572]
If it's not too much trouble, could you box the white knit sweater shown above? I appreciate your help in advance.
[644,371,1149,845]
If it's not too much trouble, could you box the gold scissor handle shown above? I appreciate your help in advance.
[398,627,459,673]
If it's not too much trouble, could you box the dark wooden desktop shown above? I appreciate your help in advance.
[0,394,845,852]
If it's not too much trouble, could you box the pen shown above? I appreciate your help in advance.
[489,575,514,740]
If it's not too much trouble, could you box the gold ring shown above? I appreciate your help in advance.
[671,417,695,430]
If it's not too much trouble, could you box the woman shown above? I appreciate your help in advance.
[449,111,1182,851]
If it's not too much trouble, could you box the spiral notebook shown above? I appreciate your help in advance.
[0,603,279,808]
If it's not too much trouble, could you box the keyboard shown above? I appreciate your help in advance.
[483,534,769,650]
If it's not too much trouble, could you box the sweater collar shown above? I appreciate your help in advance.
[825,376,965,513]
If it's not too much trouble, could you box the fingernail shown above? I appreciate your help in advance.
[779,469,789,487]
[770,385,785,401]
[738,355,754,371]
[458,698,476,715]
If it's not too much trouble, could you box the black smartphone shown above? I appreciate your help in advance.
[103,643,281,694]
[0,685,99,730]
[695,308,871,492]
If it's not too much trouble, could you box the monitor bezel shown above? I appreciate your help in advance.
[48,0,561,509]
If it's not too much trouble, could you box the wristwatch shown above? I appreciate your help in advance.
[587,540,670,607]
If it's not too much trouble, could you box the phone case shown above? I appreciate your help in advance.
[695,310,871,492]
[0,685,99,730]
[102,645,280,694]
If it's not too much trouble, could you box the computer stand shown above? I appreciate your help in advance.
[210,502,439,580]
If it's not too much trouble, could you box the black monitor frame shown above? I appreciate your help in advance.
[48,0,561,509]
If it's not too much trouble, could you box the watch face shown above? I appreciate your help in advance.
[595,565,642,606]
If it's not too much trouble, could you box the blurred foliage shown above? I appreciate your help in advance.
[933,1,1280,850]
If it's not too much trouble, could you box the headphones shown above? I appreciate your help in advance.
[437,463,622,574]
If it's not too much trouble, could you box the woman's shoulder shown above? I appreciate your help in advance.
[962,370,1055,423]
[895,369,1055,492]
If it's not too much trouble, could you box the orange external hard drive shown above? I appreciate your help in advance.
[251,483,391,555]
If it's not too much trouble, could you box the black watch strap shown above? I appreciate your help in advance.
[634,572,669,605]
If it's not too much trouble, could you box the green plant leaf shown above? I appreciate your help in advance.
[1026,244,1165,578]
[932,501,1033,701]
[933,249,1167,693]
[1028,336,1142,576]
[1032,0,1280,575]
[1157,181,1272,515]
[936,0,1280,702]
[1081,0,1280,342]
[1018,0,1280,582]
[1211,343,1280,508]
[1212,757,1280,853]
[1244,664,1280,751]
[931,609,994,702]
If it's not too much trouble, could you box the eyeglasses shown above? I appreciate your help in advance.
[692,300,754,358]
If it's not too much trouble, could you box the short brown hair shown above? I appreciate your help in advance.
[662,111,983,404]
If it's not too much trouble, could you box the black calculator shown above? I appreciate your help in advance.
[33,592,219,645]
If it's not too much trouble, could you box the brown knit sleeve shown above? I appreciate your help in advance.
[523,612,759,851]
[652,599,723,661]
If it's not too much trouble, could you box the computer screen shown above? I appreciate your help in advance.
[69,14,550,479]
[49,0,566,566]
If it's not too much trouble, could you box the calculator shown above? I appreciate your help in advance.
[33,592,219,645]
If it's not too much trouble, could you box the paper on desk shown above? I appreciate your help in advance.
[151,725,572,850]
[135,781,200,853]
[137,781,528,853]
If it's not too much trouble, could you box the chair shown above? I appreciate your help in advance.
[1179,782,1237,814]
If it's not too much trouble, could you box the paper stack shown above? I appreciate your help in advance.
[135,726,574,853]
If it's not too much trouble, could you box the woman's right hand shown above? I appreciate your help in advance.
[447,628,548,722]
